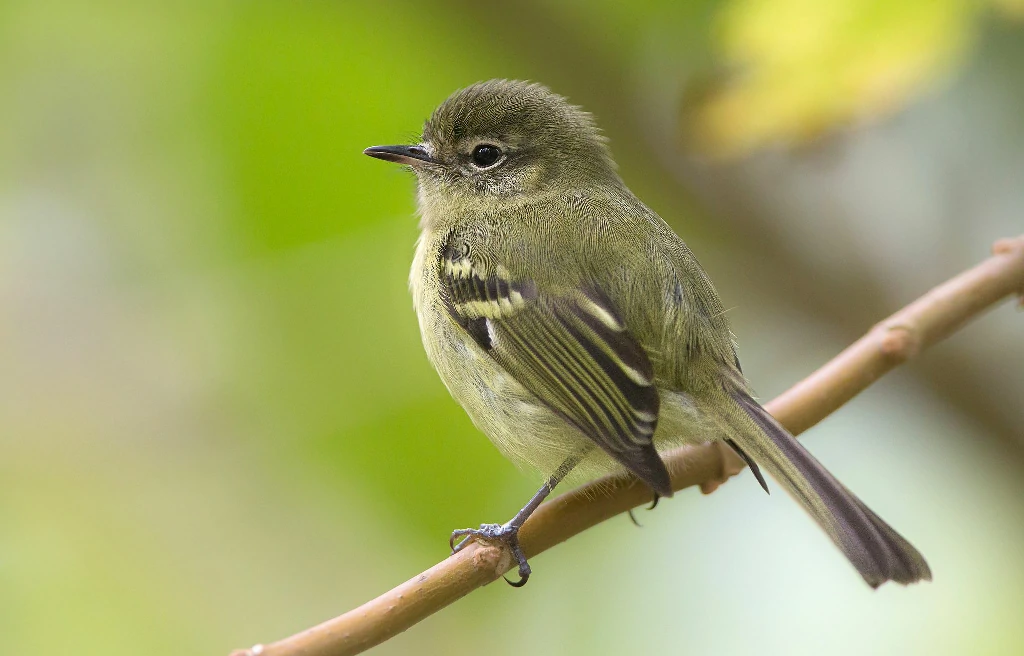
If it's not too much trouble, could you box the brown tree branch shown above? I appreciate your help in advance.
[231,236,1024,656]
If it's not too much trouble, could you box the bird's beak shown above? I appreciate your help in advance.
[363,144,435,166]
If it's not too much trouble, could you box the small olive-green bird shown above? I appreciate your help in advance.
[365,79,931,588]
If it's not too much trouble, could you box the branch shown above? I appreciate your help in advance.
[231,236,1024,656]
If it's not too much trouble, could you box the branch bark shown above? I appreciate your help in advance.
[231,236,1024,656]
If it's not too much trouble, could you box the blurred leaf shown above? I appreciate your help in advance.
[303,395,520,546]
[685,0,1018,156]
[204,1,466,255]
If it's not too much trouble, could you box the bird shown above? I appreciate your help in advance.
[364,79,931,589]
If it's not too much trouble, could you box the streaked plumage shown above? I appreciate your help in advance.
[369,79,931,588]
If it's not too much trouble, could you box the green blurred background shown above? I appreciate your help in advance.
[2,1,1023,654]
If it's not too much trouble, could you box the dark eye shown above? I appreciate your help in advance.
[471,144,502,168]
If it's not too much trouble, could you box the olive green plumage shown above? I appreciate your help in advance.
[368,79,931,588]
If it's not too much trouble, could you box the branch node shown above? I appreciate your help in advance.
[991,236,1023,256]
[471,543,510,581]
[991,237,1024,306]
[878,324,919,363]
[698,440,744,494]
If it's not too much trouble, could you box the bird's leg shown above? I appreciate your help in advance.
[450,453,582,587]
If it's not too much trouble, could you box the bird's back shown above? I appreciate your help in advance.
[543,184,740,396]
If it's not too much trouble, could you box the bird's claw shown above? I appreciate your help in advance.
[448,522,532,587]
[449,530,473,553]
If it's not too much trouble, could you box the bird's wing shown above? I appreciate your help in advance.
[439,239,671,496]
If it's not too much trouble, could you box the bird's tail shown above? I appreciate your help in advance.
[722,388,931,588]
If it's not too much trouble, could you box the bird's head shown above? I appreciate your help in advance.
[365,80,618,209]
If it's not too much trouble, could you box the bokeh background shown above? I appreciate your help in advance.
[2,1,1023,654]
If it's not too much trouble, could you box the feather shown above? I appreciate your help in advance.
[728,389,932,587]
[439,241,671,497]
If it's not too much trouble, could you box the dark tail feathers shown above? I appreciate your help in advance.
[729,390,931,588]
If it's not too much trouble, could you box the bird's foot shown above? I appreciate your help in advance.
[450,522,531,587]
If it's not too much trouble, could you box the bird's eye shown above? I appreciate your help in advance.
[470,144,502,168]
